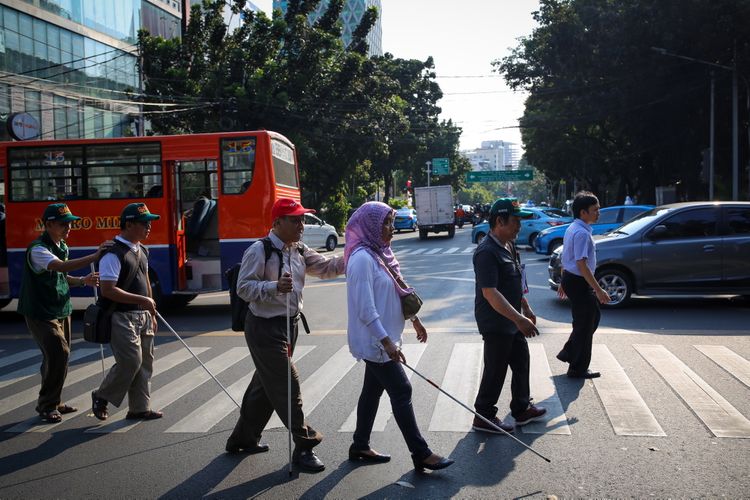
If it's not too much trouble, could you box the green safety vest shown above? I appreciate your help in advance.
[17,232,72,320]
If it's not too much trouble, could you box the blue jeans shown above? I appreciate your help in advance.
[352,360,431,461]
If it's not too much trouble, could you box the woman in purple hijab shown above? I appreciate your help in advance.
[344,201,454,472]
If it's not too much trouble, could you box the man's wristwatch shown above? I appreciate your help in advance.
[78,277,86,287]
[410,316,419,323]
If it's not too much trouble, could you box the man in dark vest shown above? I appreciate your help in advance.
[17,203,111,423]
[91,203,162,421]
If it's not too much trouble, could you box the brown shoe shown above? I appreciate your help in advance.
[514,404,547,426]
[472,415,514,434]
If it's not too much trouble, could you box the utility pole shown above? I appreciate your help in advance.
[425,160,432,187]
[710,72,715,200]
[651,47,739,200]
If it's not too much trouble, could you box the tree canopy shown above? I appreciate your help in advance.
[497,0,750,203]
[138,0,467,228]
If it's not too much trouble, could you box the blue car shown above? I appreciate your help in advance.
[534,204,654,255]
[394,207,418,232]
[471,207,572,245]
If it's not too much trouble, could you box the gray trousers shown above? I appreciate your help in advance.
[96,310,154,413]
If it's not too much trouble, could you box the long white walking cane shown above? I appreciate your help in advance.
[286,266,293,476]
[90,263,105,379]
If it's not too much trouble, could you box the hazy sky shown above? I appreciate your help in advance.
[253,0,541,151]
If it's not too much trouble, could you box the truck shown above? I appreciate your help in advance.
[414,185,455,239]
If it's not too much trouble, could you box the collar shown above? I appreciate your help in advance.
[268,230,300,252]
[488,232,512,254]
[115,234,140,252]
[573,218,593,232]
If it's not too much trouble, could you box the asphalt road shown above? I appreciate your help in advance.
[0,226,748,499]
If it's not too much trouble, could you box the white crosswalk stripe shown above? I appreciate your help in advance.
[4,347,210,433]
[408,248,426,255]
[522,344,570,435]
[444,247,460,254]
[2,343,749,439]
[87,348,247,433]
[0,349,40,370]
[424,248,442,255]
[695,345,750,389]
[266,346,357,429]
[339,344,427,432]
[428,343,483,431]
[166,346,316,433]
[635,344,750,438]
[462,246,474,253]
[0,348,99,397]
[590,345,665,436]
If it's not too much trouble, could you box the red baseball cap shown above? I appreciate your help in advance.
[271,198,316,220]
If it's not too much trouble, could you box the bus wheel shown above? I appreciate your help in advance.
[325,235,338,252]
[0,298,11,310]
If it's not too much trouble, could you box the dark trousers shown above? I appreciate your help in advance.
[474,331,531,419]
[560,271,601,373]
[25,316,72,413]
[352,360,431,461]
[228,310,322,450]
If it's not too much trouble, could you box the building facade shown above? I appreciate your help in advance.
[0,0,183,141]
[273,0,382,57]
[463,140,521,171]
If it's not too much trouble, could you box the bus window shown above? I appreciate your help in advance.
[221,137,255,194]
[9,146,84,201]
[86,143,161,199]
[271,139,298,187]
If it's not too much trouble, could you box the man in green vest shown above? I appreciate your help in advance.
[17,203,111,424]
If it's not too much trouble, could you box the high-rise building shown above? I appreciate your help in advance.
[463,140,521,171]
[273,0,382,57]
[186,0,263,32]
[0,0,183,140]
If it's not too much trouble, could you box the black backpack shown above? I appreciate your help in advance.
[226,238,304,332]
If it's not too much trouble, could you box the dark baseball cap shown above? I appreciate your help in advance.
[121,202,160,223]
[42,203,81,223]
[490,198,533,219]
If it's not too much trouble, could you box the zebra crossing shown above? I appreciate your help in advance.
[393,246,478,256]
[1,342,749,439]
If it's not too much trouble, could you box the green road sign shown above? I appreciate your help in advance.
[466,169,534,182]
[431,157,450,175]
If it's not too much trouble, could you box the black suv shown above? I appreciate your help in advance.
[549,202,750,307]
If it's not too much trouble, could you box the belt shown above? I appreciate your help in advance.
[255,311,311,334]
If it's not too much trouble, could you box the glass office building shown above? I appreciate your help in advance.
[0,0,182,140]
[273,0,382,57]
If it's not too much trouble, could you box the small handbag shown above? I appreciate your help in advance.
[377,254,423,320]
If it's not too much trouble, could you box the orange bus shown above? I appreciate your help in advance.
[0,131,302,309]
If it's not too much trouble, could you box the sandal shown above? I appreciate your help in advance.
[125,410,163,420]
[39,409,62,423]
[57,404,78,414]
[91,392,108,421]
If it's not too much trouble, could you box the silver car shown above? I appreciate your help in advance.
[548,202,750,307]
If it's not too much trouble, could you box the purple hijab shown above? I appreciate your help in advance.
[345,201,412,297]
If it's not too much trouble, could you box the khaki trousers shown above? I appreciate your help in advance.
[25,316,72,413]
[96,310,154,413]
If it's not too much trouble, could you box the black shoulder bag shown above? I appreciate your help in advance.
[376,254,423,320]
[83,254,141,344]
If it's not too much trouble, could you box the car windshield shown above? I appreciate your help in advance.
[396,208,412,215]
[542,208,569,218]
[614,206,677,235]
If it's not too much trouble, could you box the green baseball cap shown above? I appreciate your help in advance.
[490,198,533,219]
[121,202,160,223]
[42,203,81,223]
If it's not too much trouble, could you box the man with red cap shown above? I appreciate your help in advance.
[226,198,345,472]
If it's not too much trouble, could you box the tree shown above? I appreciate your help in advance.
[497,0,750,203]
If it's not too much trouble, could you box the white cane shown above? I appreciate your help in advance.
[285,267,293,476]
[90,263,105,379]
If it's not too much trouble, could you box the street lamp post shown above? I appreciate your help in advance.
[425,160,432,187]
[651,47,739,200]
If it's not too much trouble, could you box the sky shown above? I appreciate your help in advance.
[253,0,541,151]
